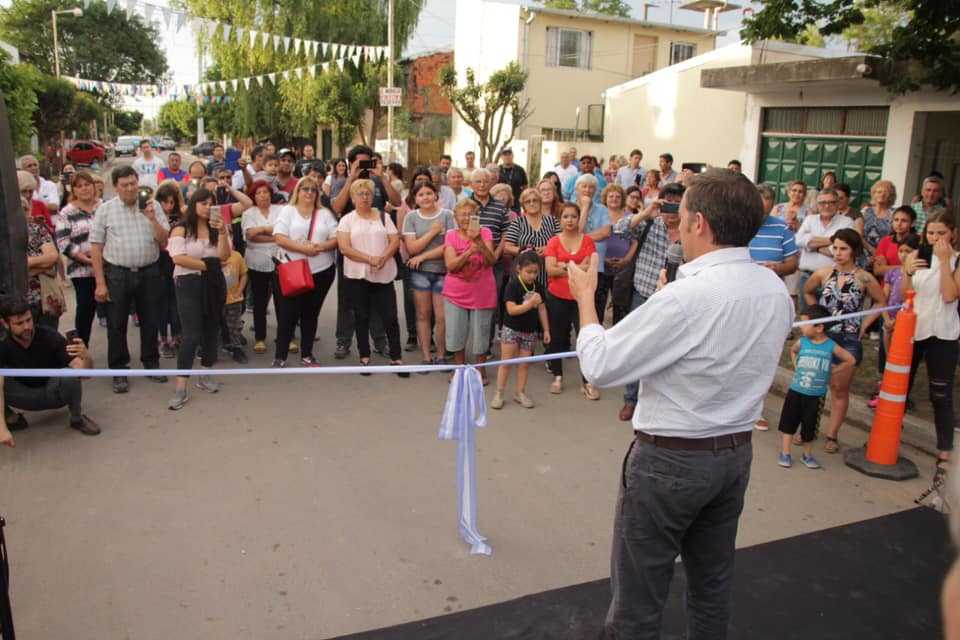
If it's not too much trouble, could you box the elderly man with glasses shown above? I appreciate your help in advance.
[794,186,855,312]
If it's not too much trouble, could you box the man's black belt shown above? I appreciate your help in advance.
[635,430,751,451]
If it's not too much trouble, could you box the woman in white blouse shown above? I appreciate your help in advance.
[242,179,284,354]
[166,188,231,410]
[901,210,960,482]
[272,176,339,368]
[337,179,407,376]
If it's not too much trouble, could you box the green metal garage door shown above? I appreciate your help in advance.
[759,135,885,207]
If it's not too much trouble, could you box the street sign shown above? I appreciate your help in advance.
[379,87,402,108]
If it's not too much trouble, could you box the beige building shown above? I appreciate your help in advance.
[451,0,719,170]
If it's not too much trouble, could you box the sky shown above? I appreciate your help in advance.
[67,0,749,119]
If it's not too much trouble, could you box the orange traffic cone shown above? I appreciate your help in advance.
[844,290,919,480]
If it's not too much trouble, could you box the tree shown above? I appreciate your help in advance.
[439,62,532,165]
[0,0,168,83]
[313,70,365,157]
[181,0,424,143]
[543,0,631,15]
[113,109,143,135]
[741,0,959,94]
[0,52,38,150]
[157,100,200,140]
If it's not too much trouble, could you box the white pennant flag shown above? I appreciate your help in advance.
[206,20,218,40]
[105,0,117,15]
[321,42,328,57]
[190,17,203,35]
[232,79,239,91]
[175,11,186,32]
[307,65,316,77]
[283,36,291,53]
[144,5,154,23]
[124,0,135,20]
[82,0,91,9]
[351,53,361,68]
[261,31,271,48]
[293,38,302,55]
[294,68,303,79]
[331,43,339,58]
[160,7,171,29]
[272,35,281,51]
[235,26,244,45]
[308,41,316,57]
[322,61,330,73]
[222,25,232,42]
[219,80,227,93]
[249,29,258,47]
[336,58,345,71]
[268,72,277,85]
[243,77,251,90]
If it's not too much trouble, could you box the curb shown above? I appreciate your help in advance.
[770,366,938,457]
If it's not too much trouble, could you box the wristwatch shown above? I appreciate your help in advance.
[561,262,568,271]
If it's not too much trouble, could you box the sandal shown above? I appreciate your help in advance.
[935,457,950,484]
[360,358,371,376]
[824,436,840,454]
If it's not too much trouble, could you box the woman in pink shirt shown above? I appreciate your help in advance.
[443,199,497,383]
[336,179,407,376]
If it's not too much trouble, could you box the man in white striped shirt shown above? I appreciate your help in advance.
[569,170,793,639]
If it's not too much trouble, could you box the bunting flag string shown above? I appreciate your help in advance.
[78,0,388,64]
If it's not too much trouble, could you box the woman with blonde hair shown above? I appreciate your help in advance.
[337,178,407,375]
[504,187,560,290]
[857,179,897,265]
[490,183,515,212]
[272,176,339,367]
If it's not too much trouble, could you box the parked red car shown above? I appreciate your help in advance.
[66,140,105,165]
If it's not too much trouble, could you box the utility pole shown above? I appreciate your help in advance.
[387,0,394,163]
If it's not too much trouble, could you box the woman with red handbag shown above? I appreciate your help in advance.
[336,179,408,376]
[272,176,339,368]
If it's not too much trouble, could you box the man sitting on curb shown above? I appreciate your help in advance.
[0,296,99,446]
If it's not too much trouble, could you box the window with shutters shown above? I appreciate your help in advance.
[545,27,592,69]
[670,42,696,65]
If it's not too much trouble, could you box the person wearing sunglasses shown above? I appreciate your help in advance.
[271,177,339,367]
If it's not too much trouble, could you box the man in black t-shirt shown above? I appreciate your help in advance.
[497,148,528,213]
[0,297,99,446]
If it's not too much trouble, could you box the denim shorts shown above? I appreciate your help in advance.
[501,326,537,353]
[409,270,445,294]
[831,333,863,366]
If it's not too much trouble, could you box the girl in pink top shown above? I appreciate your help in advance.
[336,179,407,376]
[443,199,497,382]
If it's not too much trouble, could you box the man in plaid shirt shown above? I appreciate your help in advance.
[611,183,684,422]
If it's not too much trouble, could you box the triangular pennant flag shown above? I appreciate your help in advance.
[105,0,117,14]
[82,0,91,9]
[144,5,154,22]
[307,41,316,57]
[190,17,202,35]
[307,65,316,77]
[272,35,281,52]
[282,70,291,80]
[336,58,345,71]
[175,11,186,32]
[321,61,329,73]
[231,79,239,91]
[331,43,339,58]
[222,25,232,42]
[267,72,277,84]
[124,0,135,20]
[219,80,227,93]
[321,42,328,57]
[205,19,218,40]
[243,77,251,89]
[160,7,171,29]
[294,68,303,79]
[283,36,291,53]
[249,29,258,47]
[235,26,244,45]
[261,31,270,48]
[294,38,303,55]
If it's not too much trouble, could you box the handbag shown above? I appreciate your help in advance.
[611,219,654,311]
[276,209,318,297]
[378,208,405,281]
[38,270,66,317]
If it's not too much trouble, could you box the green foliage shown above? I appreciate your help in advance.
[200,101,237,139]
[0,0,167,83]
[313,71,365,156]
[0,52,38,150]
[543,0,631,15]
[113,109,143,134]
[158,100,200,140]
[741,0,960,93]
[180,0,423,144]
[439,61,531,165]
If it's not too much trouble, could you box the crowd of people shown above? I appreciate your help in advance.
[1,145,956,473]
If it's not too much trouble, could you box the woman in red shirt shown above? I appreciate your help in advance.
[544,202,598,398]
[874,205,917,278]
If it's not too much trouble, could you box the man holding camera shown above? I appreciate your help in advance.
[90,166,171,394]
[0,296,99,446]
[569,170,793,640]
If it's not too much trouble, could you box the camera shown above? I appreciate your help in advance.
[358,159,376,170]
[136,186,153,210]
[660,202,680,214]
[216,185,229,204]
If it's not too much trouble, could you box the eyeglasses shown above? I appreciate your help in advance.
[817,200,838,206]
[521,198,541,204]
[299,186,319,193]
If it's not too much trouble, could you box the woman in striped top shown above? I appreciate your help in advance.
[55,170,101,346]
[503,187,559,290]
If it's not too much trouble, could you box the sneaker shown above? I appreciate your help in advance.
[801,454,821,469]
[777,453,792,468]
[232,348,248,364]
[69,415,101,436]
[301,356,321,367]
[404,336,418,352]
[271,359,285,368]
[490,391,504,410]
[196,375,220,393]
[159,342,176,359]
[334,343,350,359]
[254,341,266,354]
[288,341,299,354]
[167,388,188,411]
[514,391,534,408]
[112,376,129,394]
[755,419,770,431]
[146,374,168,383]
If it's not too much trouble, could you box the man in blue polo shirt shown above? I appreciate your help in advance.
[749,183,798,277]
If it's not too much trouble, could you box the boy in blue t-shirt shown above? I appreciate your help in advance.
[778,304,856,469]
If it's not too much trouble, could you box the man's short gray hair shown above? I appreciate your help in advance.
[757,183,776,202]
[471,168,492,182]
[575,173,599,189]
[17,155,37,169]
[923,175,945,189]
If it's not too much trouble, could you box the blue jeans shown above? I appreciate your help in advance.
[623,291,649,406]
[605,438,752,639]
